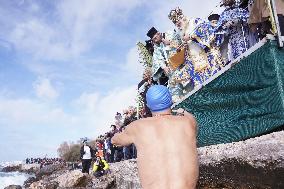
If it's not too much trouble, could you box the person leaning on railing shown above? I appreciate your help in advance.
[248,0,284,37]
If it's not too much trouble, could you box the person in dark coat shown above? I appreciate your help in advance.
[80,139,96,174]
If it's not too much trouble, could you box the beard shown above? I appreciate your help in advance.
[179,17,189,36]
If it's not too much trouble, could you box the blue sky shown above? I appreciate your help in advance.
[0,0,222,162]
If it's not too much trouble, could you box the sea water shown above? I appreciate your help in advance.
[0,172,31,189]
[0,162,32,189]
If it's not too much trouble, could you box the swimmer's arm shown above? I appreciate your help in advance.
[111,125,134,147]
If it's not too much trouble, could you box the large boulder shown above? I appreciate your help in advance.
[53,170,89,188]
[4,185,22,189]
[2,163,40,174]
[1,165,21,172]
[197,131,284,188]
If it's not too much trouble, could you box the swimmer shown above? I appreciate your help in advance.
[112,85,199,189]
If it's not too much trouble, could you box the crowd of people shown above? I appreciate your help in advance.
[93,107,139,163]
[25,157,64,168]
[84,0,284,178]
[78,106,139,176]
[137,0,284,106]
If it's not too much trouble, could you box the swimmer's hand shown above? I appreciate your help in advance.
[172,108,185,116]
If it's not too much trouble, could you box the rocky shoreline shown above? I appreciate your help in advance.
[3,131,284,189]
[1,163,40,174]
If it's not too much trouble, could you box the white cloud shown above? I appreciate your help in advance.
[96,86,137,116]
[124,46,144,79]
[72,85,138,134]
[74,92,100,113]
[0,39,13,51]
[3,0,224,62]
[0,86,136,134]
[29,2,40,13]
[149,0,224,32]
[33,78,59,100]
[0,0,228,162]
[9,18,70,60]
[56,0,145,57]
[0,98,71,126]
[0,85,138,160]
[6,0,145,61]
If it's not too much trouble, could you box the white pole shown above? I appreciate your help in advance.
[270,0,284,47]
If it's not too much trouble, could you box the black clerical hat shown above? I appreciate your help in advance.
[208,14,220,21]
[147,27,158,39]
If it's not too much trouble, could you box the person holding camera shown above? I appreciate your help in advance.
[93,156,109,178]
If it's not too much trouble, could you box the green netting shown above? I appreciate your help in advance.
[175,40,284,147]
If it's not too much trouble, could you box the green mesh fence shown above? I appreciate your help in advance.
[175,40,284,147]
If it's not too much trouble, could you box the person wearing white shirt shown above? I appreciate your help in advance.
[80,139,95,174]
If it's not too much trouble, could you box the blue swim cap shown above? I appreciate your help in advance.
[146,85,173,112]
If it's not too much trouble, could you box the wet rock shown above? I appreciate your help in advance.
[2,163,40,174]
[4,185,22,189]
[23,176,39,188]
[1,165,21,172]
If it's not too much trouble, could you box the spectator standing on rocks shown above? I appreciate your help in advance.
[112,85,199,189]
[80,139,95,174]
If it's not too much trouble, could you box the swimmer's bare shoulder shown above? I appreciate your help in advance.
[111,109,197,146]
[174,108,197,129]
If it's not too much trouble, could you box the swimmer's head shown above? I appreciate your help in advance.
[146,85,173,113]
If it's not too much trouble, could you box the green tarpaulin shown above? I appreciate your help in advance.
[175,40,284,147]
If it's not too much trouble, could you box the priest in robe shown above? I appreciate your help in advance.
[168,7,217,87]
[146,27,182,86]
